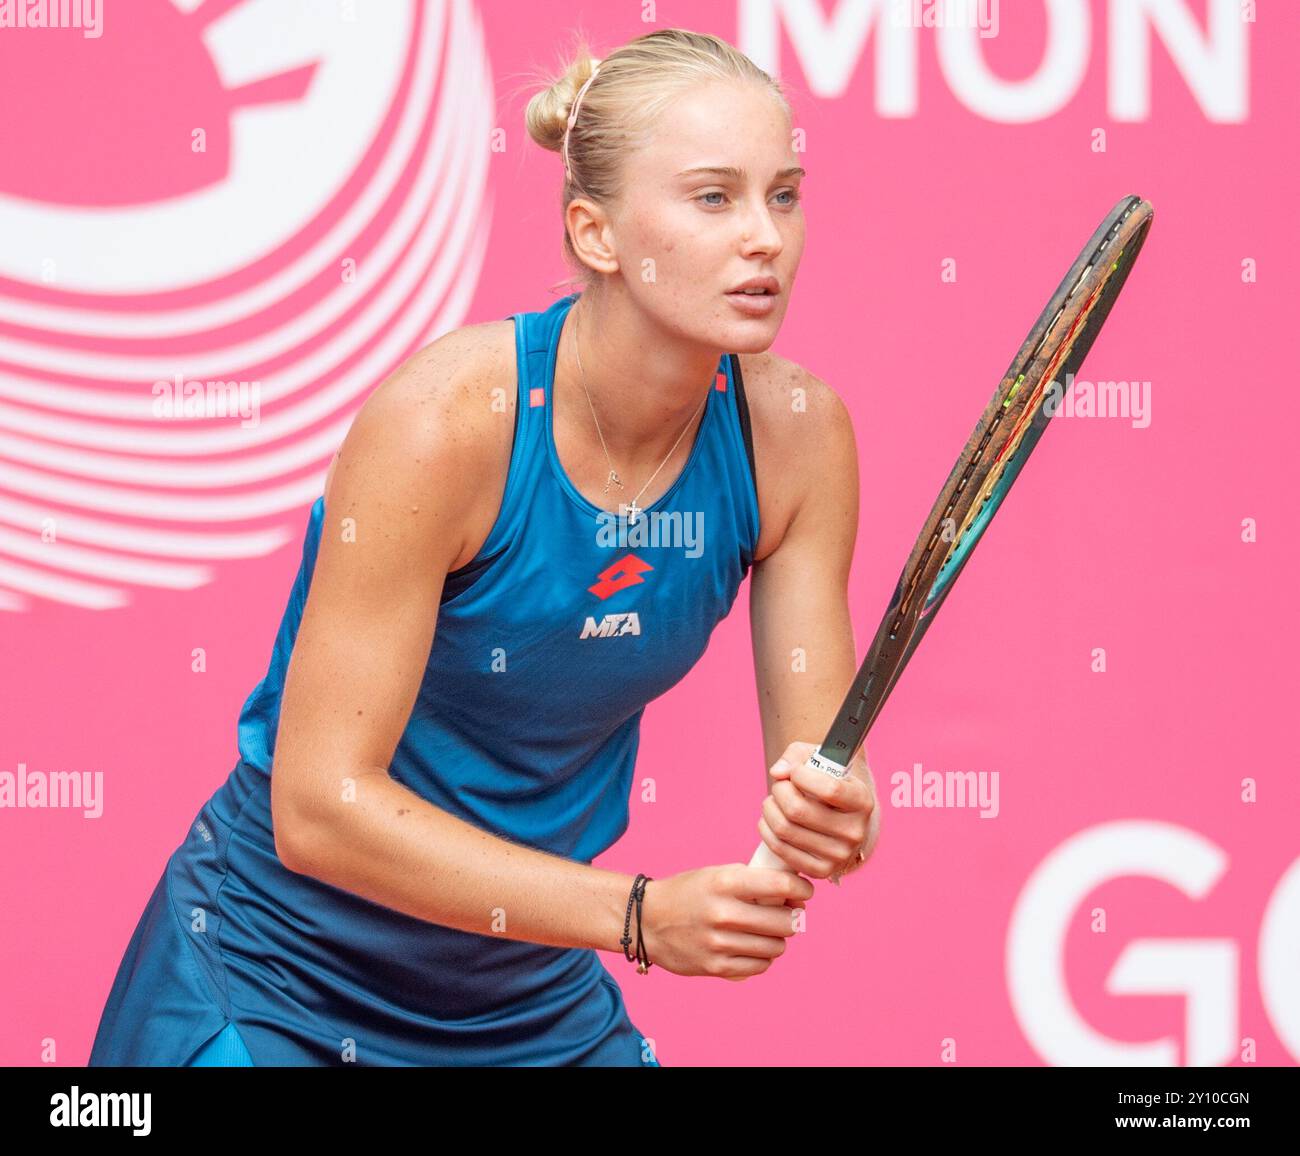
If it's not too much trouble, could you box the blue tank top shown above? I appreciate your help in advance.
[89,291,760,1067]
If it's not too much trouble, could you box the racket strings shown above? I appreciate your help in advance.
[949,277,1111,550]
[888,206,1143,636]
[832,197,1150,760]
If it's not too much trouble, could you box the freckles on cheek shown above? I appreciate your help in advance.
[652,207,706,258]
[655,223,708,262]
[652,220,678,254]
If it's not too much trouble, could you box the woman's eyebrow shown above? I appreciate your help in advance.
[675,165,807,181]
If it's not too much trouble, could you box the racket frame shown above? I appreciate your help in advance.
[748,194,1154,876]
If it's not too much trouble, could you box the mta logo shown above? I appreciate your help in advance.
[588,553,653,600]
[580,612,642,640]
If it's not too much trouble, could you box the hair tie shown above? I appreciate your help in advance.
[562,63,601,183]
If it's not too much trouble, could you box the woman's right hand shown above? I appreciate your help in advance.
[636,864,814,980]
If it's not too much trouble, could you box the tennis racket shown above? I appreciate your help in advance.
[749,193,1154,878]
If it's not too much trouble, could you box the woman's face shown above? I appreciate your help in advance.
[601,80,806,353]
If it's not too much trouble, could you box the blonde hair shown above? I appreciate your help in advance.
[521,28,792,291]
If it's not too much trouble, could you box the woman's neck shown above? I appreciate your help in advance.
[553,289,721,472]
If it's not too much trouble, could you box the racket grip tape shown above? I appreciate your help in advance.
[726,752,850,982]
[746,751,850,878]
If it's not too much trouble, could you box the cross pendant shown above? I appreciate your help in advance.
[623,498,641,524]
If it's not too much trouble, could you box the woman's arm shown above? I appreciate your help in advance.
[270,327,633,955]
[749,370,860,775]
[748,370,879,877]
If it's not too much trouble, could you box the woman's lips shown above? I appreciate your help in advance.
[725,290,778,315]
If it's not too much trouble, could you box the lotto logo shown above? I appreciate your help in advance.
[588,554,653,600]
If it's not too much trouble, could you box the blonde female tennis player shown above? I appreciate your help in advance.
[89,27,878,1068]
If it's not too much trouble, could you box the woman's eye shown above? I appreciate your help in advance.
[697,190,802,208]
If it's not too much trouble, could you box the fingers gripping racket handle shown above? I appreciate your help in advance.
[727,752,850,982]
[748,842,788,872]
[747,751,850,882]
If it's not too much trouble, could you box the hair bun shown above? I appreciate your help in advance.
[524,51,600,153]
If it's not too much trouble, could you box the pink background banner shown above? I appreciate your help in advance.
[2,0,1296,1066]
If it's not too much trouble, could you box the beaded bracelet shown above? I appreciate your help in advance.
[620,873,652,973]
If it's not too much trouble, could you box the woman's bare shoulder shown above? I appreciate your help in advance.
[325,319,520,572]
[735,351,854,563]
[735,350,847,423]
[383,318,518,408]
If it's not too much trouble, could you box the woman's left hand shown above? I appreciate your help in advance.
[757,740,880,883]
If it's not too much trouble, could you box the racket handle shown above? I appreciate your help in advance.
[727,753,850,981]
[744,842,795,906]
[726,752,849,983]
[720,843,797,984]
[747,842,788,872]
[748,750,850,892]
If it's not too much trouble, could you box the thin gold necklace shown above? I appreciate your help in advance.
[572,303,708,525]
